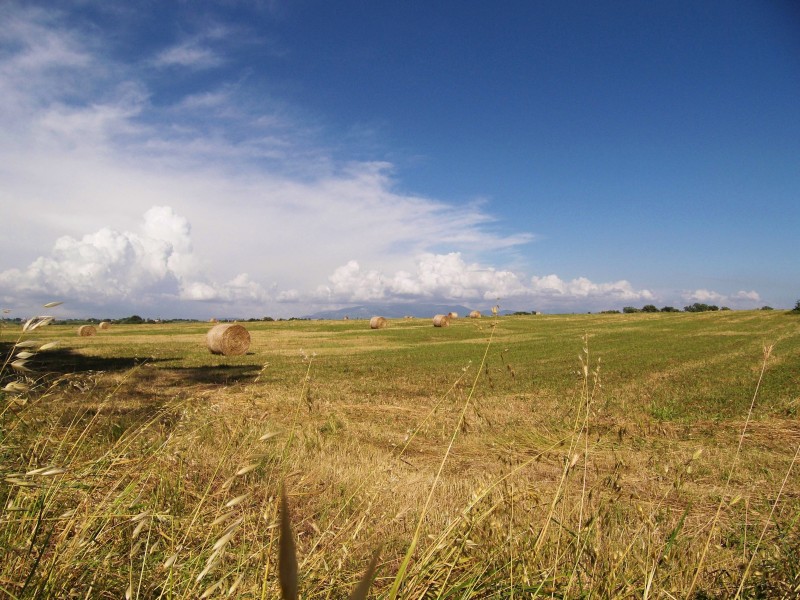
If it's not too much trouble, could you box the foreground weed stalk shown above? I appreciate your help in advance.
[387,321,498,599]
[734,443,800,599]
[565,335,601,596]
[261,350,315,599]
[278,486,379,600]
[687,344,773,598]
[1,303,61,416]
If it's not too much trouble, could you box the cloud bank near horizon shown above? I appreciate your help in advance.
[0,206,762,318]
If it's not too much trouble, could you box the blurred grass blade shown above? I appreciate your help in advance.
[279,487,298,600]
[11,360,32,372]
[225,493,248,508]
[3,381,30,392]
[22,316,55,332]
[348,547,381,600]
[14,341,39,348]
[43,301,63,308]
[235,463,259,476]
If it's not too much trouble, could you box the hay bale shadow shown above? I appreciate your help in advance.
[169,365,261,385]
[0,343,177,377]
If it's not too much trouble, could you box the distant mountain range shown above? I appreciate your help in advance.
[303,303,487,320]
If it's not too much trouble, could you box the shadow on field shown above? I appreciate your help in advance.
[0,343,176,375]
[2,342,259,385]
[168,365,261,385]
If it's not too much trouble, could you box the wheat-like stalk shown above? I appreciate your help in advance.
[687,344,774,597]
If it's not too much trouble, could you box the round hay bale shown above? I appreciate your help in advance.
[77,325,96,337]
[432,314,450,327]
[98,321,110,330]
[447,312,459,319]
[469,310,482,319]
[369,316,388,329]
[207,323,251,356]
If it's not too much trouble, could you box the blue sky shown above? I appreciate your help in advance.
[1,1,798,319]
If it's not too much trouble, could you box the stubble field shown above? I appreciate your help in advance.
[1,310,799,598]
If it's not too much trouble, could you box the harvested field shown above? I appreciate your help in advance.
[1,311,799,598]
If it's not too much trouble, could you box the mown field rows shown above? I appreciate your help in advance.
[1,310,799,598]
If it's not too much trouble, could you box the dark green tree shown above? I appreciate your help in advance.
[684,303,718,312]
[119,315,144,324]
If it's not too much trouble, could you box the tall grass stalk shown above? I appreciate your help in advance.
[734,443,800,599]
[564,336,600,596]
[687,344,773,597]
[387,321,498,599]
[260,351,315,599]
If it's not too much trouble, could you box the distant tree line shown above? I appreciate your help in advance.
[682,303,729,313]
[3,301,798,324]
[601,304,727,314]
[598,302,800,314]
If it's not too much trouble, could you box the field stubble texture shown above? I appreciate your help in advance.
[1,311,799,598]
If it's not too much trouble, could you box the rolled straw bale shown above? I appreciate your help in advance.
[77,325,96,337]
[207,323,251,356]
[432,314,450,327]
[369,316,388,329]
[469,310,482,319]
[447,312,459,319]
[98,321,110,330]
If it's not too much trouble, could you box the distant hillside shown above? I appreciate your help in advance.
[303,303,479,320]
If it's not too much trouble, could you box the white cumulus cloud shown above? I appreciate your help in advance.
[530,275,654,302]
[0,206,268,312]
[733,290,761,302]
[684,289,726,304]
[315,253,528,303]
[681,288,764,309]
[313,253,655,310]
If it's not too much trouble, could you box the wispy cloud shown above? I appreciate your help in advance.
[153,42,223,69]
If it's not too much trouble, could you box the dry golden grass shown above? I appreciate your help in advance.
[1,311,799,597]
